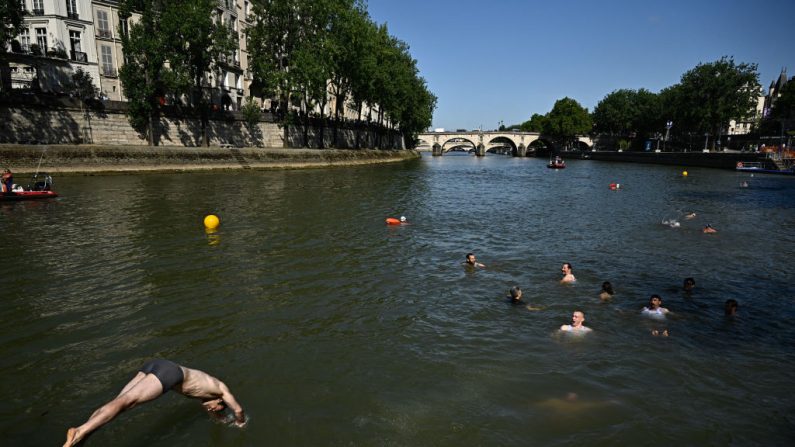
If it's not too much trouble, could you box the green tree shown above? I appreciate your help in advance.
[248,0,303,117]
[769,80,795,138]
[0,0,25,54]
[592,89,635,135]
[544,97,592,149]
[520,113,547,132]
[160,0,236,146]
[1,0,26,92]
[327,1,368,144]
[593,88,661,141]
[119,0,171,145]
[670,57,760,148]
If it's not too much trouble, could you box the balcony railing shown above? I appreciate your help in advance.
[67,12,79,20]
[32,8,45,16]
[102,67,117,77]
[98,29,112,38]
[70,50,87,62]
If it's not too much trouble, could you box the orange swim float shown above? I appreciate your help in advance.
[385,217,401,225]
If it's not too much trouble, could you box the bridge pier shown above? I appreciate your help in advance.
[432,144,442,156]
[515,144,527,157]
[475,144,486,157]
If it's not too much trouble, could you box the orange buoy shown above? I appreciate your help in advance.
[386,217,401,225]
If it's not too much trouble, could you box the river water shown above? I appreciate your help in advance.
[1,153,793,446]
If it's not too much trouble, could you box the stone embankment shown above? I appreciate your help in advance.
[0,145,420,175]
[584,150,768,169]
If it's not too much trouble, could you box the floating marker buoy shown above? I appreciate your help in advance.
[386,217,401,225]
[609,183,621,190]
[682,171,688,176]
[204,214,220,230]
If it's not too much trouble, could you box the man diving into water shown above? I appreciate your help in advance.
[63,359,246,446]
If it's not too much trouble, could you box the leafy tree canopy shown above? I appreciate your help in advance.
[544,97,592,147]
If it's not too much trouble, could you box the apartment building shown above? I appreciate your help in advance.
[8,1,380,120]
[9,0,100,92]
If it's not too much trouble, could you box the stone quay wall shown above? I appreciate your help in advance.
[0,96,405,150]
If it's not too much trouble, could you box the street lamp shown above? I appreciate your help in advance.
[664,120,673,151]
[704,133,709,151]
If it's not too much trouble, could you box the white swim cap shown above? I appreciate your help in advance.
[400,216,406,222]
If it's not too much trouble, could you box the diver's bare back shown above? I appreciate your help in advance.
[175,367,225,399]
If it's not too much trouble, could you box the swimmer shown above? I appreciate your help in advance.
[464,253,485,268]
[599,281,614,302]
[683,277,696,292]
[684,212,697,219]
[641,294,669,318]
[560,310,592,333]
[560,263,576,283]
[703,224,717,233]
[725,299,738,316]
[507,286,525,305]
[507,286,543,311]
[740,181,749,188]
[400,216,407,223]
[662,219,680,228]
[651,329,669,337]
[63,359,246,447]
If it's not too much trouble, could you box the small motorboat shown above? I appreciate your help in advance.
[547,156,566,169]
[735,161,794,175]
[0,173,58,201]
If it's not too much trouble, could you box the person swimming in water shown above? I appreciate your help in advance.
[703,224,717,233]
[560,263,576,283]
[63,359,246,446]
[683,277,696,292]
[641,294,669,318]
[725,299,738,316]
[464,253,485,268]
[507,286,542,310]
[560,310,591,333]
[599,281,614,302]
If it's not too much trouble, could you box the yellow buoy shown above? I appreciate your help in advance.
[682,171,688,176]
[204,214,220,230]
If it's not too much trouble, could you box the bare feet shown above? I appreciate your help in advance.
[63,427,77,447]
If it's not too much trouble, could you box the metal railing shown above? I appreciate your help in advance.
[32,8,45,15]
[70,50,87,62]
[102,67,118,77]
[67,12,79,20]
[98,29,112,38]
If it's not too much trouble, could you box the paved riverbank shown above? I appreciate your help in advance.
[584,150,768,169]
[0,145,420,175]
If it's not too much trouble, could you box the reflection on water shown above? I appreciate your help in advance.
[1,154,794,445]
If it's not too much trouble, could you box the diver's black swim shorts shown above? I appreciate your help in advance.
[140,359,184,393]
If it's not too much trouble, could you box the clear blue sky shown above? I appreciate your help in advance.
[366,0,795,131]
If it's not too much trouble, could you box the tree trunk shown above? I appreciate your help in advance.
[355,102,363,149]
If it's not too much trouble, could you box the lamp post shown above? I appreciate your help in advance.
[664,120,673,151]
[704,133,709,151]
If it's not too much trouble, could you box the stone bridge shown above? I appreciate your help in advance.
[416,131,593,156]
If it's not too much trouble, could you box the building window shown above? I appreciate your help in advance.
[101,45,115,77]
[69,30,81,52]
[66,0,78,19]
[97,10,111,38]
[69,30,86,61]
[120,18,129,37]
[19,28,30,52]
[35,28,47,54]
[32,0,44,14]
[244,1,249,17]
[225,0,234,10]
